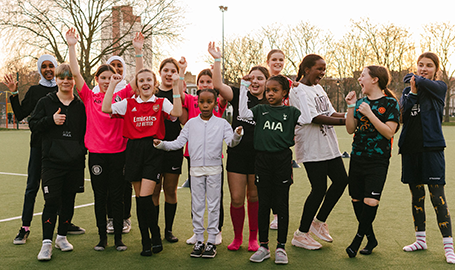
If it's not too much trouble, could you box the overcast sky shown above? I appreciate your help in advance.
[172,0,454,74]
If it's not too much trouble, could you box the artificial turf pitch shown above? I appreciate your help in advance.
[1,126,455,269]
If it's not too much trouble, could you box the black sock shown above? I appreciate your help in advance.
[260,243,269,249]
[155,204,160,222]
[136,197,151,251]
[276,243,285,250]
[165,202,177,232]
[352,201,363,222]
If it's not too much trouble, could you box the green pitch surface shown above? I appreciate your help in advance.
[1,127,455,269]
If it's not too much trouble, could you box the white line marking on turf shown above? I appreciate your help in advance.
[0,172,91,181]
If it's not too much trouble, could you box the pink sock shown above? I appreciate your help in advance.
[22,226,30,232]
[248,201,259,252]
[228,204,245,251]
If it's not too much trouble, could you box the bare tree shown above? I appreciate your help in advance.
[421,22,455,122]
[220,35,265,87]
[0,0,185,87]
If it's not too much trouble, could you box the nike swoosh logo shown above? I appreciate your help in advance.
[262,112,269,115]
[172,167,180,170]
[371,192,380,196]
[283,179,289,183]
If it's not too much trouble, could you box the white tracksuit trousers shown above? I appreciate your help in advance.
[191,173,221,244]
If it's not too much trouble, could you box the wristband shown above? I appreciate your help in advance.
[214,58,221,62]
[347,104,355,108]
[344,112,348,118]
[179,77,184,80]
[135,54,143,58]
[173,94,181,98]
[11,91,18,95]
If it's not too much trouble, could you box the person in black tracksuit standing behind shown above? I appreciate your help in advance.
[3,55,84,245]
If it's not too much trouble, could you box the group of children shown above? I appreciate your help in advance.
[4,28,454,265]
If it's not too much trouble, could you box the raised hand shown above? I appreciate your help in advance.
[208,42,222,59]
[110,74,123,85]
[178,56,187,71]
[3,74,18,93]
[172,73,180,86]
[65,28,79,46]
[410,75,417,94]
[53,108,66,125]
[242,74,254,82]
[133,32,144,50]
[345,91,357,105]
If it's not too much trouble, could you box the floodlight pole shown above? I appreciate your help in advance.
[219,5,228,83]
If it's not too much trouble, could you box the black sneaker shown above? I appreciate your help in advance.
[67,223,86,235]
[13,228,30,245]
[202,242,217,258]
[165,230,178,243]
[190,241,205,258]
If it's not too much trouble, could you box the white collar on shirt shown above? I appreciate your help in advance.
[135,95,157,103]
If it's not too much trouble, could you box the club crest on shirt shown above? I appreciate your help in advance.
[283,114,287,120]
[378,107,386,114]
[91,165,102,176]
[114,96,122,103]
[153,104,160,112]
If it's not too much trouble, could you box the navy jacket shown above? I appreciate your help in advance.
[398,73,447,149]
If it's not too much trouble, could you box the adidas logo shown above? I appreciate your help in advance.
[132,107,137,112]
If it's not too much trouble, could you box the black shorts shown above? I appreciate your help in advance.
[160,148,183,174]
[348,155,389,201]
[226,150,256,175]
[125,137,162,183]
[41,167,85,200]
[254,149,293,187]
[401,151,445,185]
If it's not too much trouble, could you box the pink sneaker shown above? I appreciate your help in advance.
[291,230,322,250]
[310,219,333,242]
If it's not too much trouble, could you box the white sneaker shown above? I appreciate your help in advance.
[291,230,322,250]
[122,218,131,234]
[186,234,197,245]
[250,246,271,263]
[55,237,73,252]
[37,242,52,261]
[215,232,222,245]
[275,248,288,264]
[106,218,114,234]
[270,215,278,230]
[310,219,333,242]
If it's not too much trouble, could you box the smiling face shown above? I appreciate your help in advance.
[41,61,56,81]
[198,90,217,120]
[137,71,155,99]
[95,70,114,93]
[110,60,124,76]
[358,68,378,96]
[56,75,75,93]
[304,59,326,86]
[160,62,178,90]
[197,75,213,90]
[265,80,286,106]
[249,69,267,97]
[417,57,437,80]
[267,52,285,76]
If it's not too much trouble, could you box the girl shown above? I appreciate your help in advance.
[154,89,242,258]
[238,74,310,264]
[399,52,454,264]
[265,49,297,230]
[98,55,133,235]
[152,57,186,243]
[30,64,86,261]
[66,28,143,250]
[102,69,182,256]
[289,54,348,250]
[345,65,400,258]
[209,42,267,252]
[182,67,228,246]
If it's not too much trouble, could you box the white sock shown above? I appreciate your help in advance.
[43,239,52,245]
[443,237,455,264]
[56,235,67,241]
[403,231,427,251]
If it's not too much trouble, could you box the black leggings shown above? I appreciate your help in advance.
[299,157,348,233]
[409,184,452,237]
